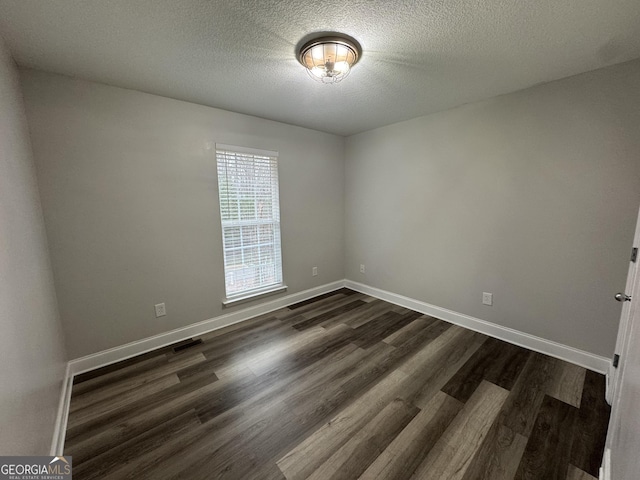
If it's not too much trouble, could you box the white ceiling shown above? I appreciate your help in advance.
[1,0,640,136]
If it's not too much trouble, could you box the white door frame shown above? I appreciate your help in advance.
[602,205,640,480]
[608,207,640,403]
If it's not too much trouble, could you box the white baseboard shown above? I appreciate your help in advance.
[66,278,611,377]
[600,448,611,480]
[52,280,344,454]
[344,279,610,374]
[67,281,344,377]
[605,366,613,405]
[50,362,72,456]
[54,277,611,454]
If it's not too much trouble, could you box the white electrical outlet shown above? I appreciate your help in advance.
[360,264,365,274]
[312,266,318,276]
[482,292,493,306]
[155,303,166,317]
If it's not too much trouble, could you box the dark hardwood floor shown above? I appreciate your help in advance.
[64,289,610,480]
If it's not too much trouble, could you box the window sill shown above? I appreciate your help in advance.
[222,285,288,307]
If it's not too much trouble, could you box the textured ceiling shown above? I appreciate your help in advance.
[1,0,640,136]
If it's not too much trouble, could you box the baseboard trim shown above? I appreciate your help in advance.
[67,280,344,377]
[50,362,72,456]
[605,366,613,405]
[600,448,611,480]
[344,279,610,374]
[66,278,611,376]
[55,277,610,454]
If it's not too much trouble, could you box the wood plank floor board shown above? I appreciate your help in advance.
[306,398,419,480]
[544,361,586,409]
[65,370,228,463]
[67,373,181,429]
[193,369,282,424]
[188,368,414,480]
[65,366,220,444]
[65,358,223,442]
[514,395,578,480]
[389,304,414,315]
[335,299,397,329]
[398,325,478,376]
[70,352,206,413]
[244,326,331,377]
[486,343,532,392]
[71,353,170,396]
[212,362,256,381]
[566,464,598,480]
[197,310,286,342]
[71,408,202,480]
[206,331,356,426]
[277,369,409,480]
[71,343,185,385]
[498,352,563,437]
[570,370,611,477]
[410,380,510,480]
[359,391,463,480]
[137,322,283,371]
[194,318,298,359]
[278,330,480,479]
[256,341,367,407]
[442,337,531,404]
[283,292,351,314]
[172,325,301,378]
[291,298,368,330]
[382,315,438,346]
[176,325,326,382]
[284,342,397,415]
[111,343,366,480]
[274,342,367,409]
[352,310,422,349]
[226,324,358,390]
[280,293,365,324]
[385,316,451,354]
[152,352,406,479]
[460,422,528,480]
[287,344,401,419]
[63,290,611,480]
[324,327,476,421]
[203,323,346,383]
[287,288,354,310]
[400,329,487,409]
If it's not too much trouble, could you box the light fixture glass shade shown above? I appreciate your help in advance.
[297,35,361,84]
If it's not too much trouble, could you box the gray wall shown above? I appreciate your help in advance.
[20,70,345,359]
[19,58,640,362]
[0,37,67,453]
[345,59,640,358]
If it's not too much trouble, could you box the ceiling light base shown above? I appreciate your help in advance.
[297,34,362,84]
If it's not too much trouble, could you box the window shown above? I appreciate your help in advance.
[216,144,284,301]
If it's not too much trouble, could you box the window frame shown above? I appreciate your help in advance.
[215,144,286,305]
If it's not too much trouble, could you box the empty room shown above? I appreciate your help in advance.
[1,1,640,479]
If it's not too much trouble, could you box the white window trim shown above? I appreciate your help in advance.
[216,143,284,305]
[222,284,288,307]
[216,143,278,158]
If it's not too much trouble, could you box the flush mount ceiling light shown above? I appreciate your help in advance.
[297,34,362,84]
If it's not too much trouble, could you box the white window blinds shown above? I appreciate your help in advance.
[216,144,283,298]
